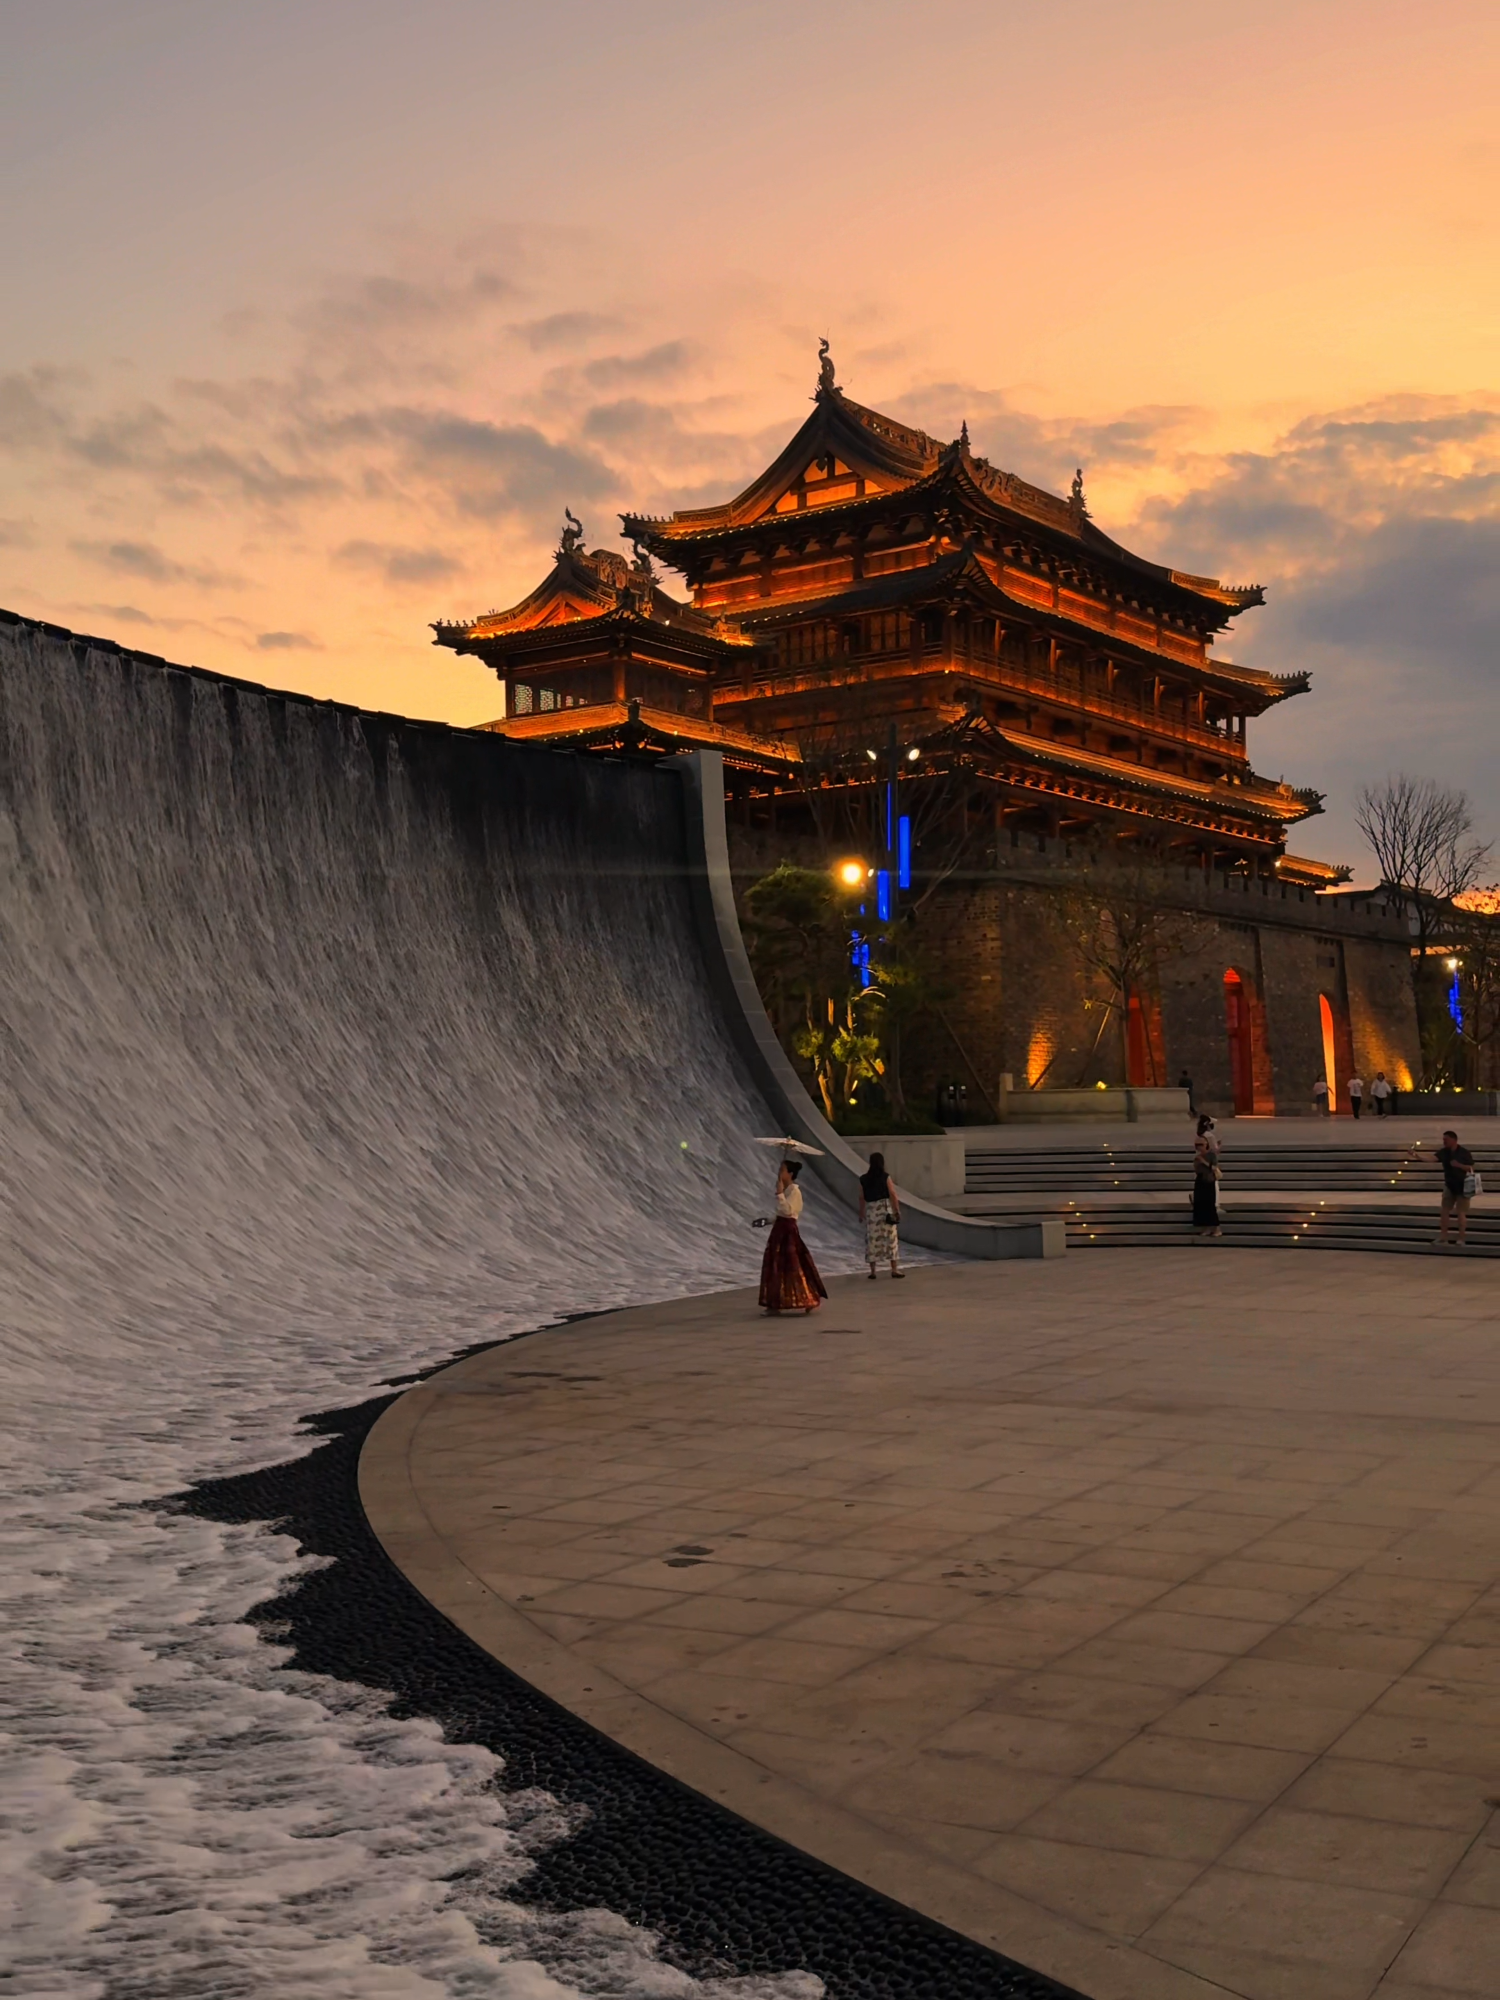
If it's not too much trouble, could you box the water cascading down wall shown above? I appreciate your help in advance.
[0,611,875,1996]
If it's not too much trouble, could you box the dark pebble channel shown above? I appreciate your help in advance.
[173,1323,1092,2000]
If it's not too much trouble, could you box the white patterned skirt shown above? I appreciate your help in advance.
[864,1198,898,1265]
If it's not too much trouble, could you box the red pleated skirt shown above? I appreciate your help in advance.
[758,1217,828,1313]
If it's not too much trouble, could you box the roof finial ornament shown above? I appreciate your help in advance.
[1070,467,1087,514]
[960,419,970,448]
[559,507,585,557]
[816,337,837,399]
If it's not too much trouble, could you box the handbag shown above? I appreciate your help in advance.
[1463,1171,1481,1197]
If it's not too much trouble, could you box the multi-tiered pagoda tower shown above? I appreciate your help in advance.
[435,350,1422,1115]
[437,346,1331,884]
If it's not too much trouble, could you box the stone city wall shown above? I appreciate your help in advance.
[726,826,1422,1120]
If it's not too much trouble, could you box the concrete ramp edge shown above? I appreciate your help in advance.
[673,751,1063,1261]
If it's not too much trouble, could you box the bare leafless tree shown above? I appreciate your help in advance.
[1356,776,1492,937]
[1053,851,1215,1085]
[1357,777,1494,1073]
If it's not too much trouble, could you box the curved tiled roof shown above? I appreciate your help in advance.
[622,366,1264,620]
[432,543,753,652]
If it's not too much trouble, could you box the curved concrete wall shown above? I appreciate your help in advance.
[674,751,1064,1262]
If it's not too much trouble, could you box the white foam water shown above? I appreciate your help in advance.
[0,622,845,2000]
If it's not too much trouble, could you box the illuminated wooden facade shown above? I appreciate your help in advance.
[433,518,800,777]
[436,352,1334,883]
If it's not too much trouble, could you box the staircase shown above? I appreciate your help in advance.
[962,1141,1500,1256]
[1059,1200,1500,1256]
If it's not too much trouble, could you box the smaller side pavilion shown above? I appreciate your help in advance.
[433,517,799,782]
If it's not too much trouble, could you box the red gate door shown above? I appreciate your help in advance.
[1126,994,1152,1087]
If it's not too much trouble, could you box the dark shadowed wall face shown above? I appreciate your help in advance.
[2,0,1496,864]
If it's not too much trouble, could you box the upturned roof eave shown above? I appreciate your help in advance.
[482,701,801,767]
[1064,506,1264,612]
[973,721,1321,824]
[626,441,1261,626]
[433,547,621,641]
[622,463,937,554]
[435,604,758,665]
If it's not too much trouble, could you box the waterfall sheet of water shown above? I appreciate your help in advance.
[0,618,858,2000]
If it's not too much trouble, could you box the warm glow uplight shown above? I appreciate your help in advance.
[836,860,867,889]
[1025,1029,1055,1089]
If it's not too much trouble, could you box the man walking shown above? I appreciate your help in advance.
[1348,1073,1364,1119]
[1371,1071,1392,1117]
[1436,1128,1476,1249]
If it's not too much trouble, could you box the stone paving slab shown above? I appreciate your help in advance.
[361,1251,1500,2000]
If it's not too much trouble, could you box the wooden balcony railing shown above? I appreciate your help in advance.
[982,657,1247,758]
[751,644,1250,761]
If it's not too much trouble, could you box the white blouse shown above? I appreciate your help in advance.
[775,1183,804,1220]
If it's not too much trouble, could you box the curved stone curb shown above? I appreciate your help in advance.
[671,750,1065,1262]
[359,1309,1229,2000]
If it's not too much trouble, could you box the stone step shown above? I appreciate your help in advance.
[1052,1203,1500,1256]
[964,1145,1498,1196]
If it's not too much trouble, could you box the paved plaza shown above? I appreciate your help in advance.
[363,1253,1500,2000]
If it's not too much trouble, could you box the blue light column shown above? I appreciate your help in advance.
[898,815,911,890]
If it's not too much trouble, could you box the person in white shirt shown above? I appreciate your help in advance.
[758,1159,827,1314]
[1370,1072,1392,1117]
[1192,1115,1223,1239]
[1313,1076,1330,1116]
[1348,1074,1364,1119]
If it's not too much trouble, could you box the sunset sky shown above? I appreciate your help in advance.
[3,0,1497,867]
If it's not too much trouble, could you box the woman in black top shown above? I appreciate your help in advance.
[1437,1129,1475,1249]
[859,1152,904,1280]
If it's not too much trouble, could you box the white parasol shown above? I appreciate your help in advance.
[753,1136,825,1157]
